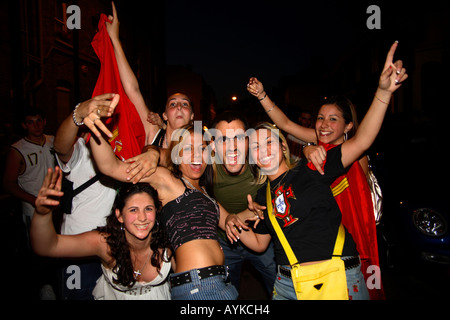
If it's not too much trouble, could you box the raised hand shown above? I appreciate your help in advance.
[35,167,64,215]
[83,93,120,138]
[247,77,266,100]
[147,111,165,129]
[105,1,120,41]
[379,41,408,93]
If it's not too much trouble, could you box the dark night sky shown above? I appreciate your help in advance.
[164,0,358,105]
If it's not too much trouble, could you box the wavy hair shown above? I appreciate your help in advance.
[97,183,171,288]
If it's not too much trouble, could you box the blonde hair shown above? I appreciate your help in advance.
[249,122,299,184]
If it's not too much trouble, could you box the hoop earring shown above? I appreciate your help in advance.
[344,132,348,142]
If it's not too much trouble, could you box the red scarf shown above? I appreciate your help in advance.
[89,14,145,160]
[308,143,385,300]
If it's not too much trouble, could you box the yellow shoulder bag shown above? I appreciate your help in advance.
[267,181,349,300]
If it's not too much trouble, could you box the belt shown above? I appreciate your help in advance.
[278,256,360,278]
[170,265,228,288]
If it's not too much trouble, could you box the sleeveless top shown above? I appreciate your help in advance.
[92,249,171,300]
[151,128,166,147]
[12,135,55,217]
[160,180,220,252]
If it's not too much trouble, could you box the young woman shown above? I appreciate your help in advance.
[88,123,239,300]
[246,42,405,299]
[30,168,172,300]
[227,42,407,300]
[105,2,194,149]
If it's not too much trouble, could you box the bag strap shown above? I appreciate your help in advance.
[266,181,345,266]
[73,173,103,197]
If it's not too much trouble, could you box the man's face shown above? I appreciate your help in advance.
[214,120,248,176]
[22,115,45,139]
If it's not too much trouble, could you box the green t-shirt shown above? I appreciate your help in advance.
[214,162,262,243]
[213,163,262,214]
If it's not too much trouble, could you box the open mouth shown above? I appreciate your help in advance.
[226,152,240,165]
[319,130,333,137]
[135,223,150,230]
[190,162,203,172]
[259,155,274,166]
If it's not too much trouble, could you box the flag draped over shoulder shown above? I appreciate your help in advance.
[308,143,385,300]
[90,14,145,160]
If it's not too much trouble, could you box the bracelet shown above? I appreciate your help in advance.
[374,94,389,105]
[259,92,267,101]
[266,103,276,113]
[302,142,317,148]
[72,103,84,126]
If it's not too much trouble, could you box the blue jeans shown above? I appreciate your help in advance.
[170,267,238,300]
[219,236,276,296]
[272,257,370,300]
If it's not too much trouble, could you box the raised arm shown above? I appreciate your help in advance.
[105,2,159,142]
[30,167,106,259]
[54,93,117,163]
[247,77,317,143]
[87,117,175,193]
[341,41,408,168]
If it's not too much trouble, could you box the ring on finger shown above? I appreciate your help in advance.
[97,108,101,115]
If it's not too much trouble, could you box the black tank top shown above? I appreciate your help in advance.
[160,182,220,252]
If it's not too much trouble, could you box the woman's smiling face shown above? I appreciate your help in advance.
[116,192,157,241]
[178,131,208,180]
[315,104,353,145]
[249,128,284,175]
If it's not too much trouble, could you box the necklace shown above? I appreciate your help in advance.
[181,177,216,204]
[271,170,289,192]
[133,249,151,280]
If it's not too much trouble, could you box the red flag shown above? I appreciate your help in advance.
[90,14,145,160]
[308,143,385,300]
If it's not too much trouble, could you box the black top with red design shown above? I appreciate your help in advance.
[254,145,358,265]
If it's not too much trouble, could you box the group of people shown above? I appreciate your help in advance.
[4,2,408,300]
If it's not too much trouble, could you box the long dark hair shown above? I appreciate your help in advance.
[97,183,171,288]
[167,124,215,198]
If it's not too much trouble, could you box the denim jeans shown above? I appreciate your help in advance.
[170,267,238,300]
[219,236,276,296]
[272,257,370,300]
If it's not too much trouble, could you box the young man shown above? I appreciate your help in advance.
[211,111,276,299]
[3,108,55,233]
[3,107,56,299]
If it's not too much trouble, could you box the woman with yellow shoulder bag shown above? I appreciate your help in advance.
[225,42,407,300]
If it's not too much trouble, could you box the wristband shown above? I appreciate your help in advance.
[259,92,267,101]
